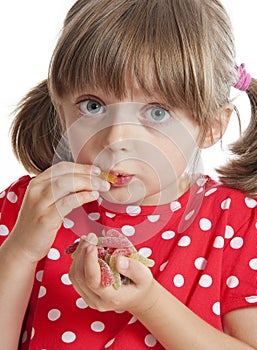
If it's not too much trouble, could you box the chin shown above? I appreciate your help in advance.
[100,188,146,206]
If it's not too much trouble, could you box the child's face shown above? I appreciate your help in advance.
[60,84,200,205]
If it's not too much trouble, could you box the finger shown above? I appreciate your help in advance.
[40,161,101,180]
[83,245,102,291]
[116,256,153,286]
[49,172,110,202]
[69,239,88,285]
[69,240,102,307]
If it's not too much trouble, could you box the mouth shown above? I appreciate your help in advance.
[110,171,134,187]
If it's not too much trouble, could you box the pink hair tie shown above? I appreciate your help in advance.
[233,63,251,91]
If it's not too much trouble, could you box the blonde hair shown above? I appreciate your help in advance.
[11,0,257,196]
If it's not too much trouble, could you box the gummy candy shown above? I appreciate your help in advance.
[65,241,79,254]
[98,236,132,248]
[109,248,133,289]
[98,258,115,287]
[99,171,117,184]
[65,230,154,289]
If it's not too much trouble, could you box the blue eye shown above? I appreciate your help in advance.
[144,106,171,124]
[79,99,105,115]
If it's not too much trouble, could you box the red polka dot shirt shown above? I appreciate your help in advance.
[0,175,257,349]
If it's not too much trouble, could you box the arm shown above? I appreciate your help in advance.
[133,281,256,350]
[0,162,110,350]
[0,238,37,350]
[69,243,257,350]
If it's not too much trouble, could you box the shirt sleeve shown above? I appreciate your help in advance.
[0,176,32,246]
[220,194,257,315]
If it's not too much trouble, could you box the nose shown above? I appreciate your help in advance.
[102,104,137,153]
[102,123,132,152]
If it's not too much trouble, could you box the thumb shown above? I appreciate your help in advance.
[116,256,153,285]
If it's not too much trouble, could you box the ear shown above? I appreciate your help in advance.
[201,104,234,149]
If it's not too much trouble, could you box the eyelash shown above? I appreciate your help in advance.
[76,97,172,125]
[77,96,106,117]
[141,104,172,126]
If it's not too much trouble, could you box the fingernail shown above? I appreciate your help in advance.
[92,166,101,175]
[118,256,129,269]
[87,244,94,253]
[91,178,110,191]
[86,232,98,245]
[102,181,111,191]
[91,190,99,199]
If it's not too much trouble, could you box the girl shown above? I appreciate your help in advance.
[0,0,257,349]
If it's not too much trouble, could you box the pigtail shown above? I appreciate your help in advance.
[11,80,63,174]
[217,77,257,197]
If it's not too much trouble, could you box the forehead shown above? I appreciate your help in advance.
[49,0,234,124]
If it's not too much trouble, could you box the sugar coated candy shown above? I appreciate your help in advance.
[65,229,154,289]
[99,171,117,184]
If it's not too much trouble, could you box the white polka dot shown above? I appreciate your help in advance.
[161,230,175,240]
[21,330,27,343]
[63,218,75,229]
[204,188,217,196]
[62,331,76,343]
[159,260,169,272]
[105,212,116,218]
[173,274,184,287]
[245,296,257,304]
[88,212,101,221]
[177,236,191,247]
[61,273,72,285]
[128,316,137,324]
[230,237,244,249]
[199,274,213,288]
[185,210,195,221]
[31,327,35,339]
[126,205,141,216]
[249,259,257,270]
[212,302,220,315]
[36,270,44,282]
[47,248,61,260]
[221,198,231,210]
[194,257,207,270]
[38,286,46,298]
[7,191,18,203]
[170,201,181,212]
[115,310,125,314]
[245,197,257,208]
[138,247,152,258]
[144,334,157,347]
[91,321,105,332]
[196,187,204,194]
[76,298,88,309]
[48,309,61,321]
[199,218,212,231]
[121,225,135,236]
[0,224,9,236]
[224,225,234,239]
[97,197,103,205]
[147,215,160,222]
[213,236,224,248]
[105,338,115,348]
[226,276,239,288]
[196,177,208,186]
[0,191,6,198]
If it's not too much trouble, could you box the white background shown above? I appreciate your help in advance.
[0,0,257,191]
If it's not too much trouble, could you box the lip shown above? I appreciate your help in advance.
[110,171,134,187]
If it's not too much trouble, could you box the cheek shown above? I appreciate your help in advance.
[65,120,101,163]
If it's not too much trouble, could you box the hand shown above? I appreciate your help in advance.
[69,237,158,315]
[7,162,110,263]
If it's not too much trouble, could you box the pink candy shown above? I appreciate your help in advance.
[65,229,154,289]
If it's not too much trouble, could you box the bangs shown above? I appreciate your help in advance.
[49,0,236,122]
